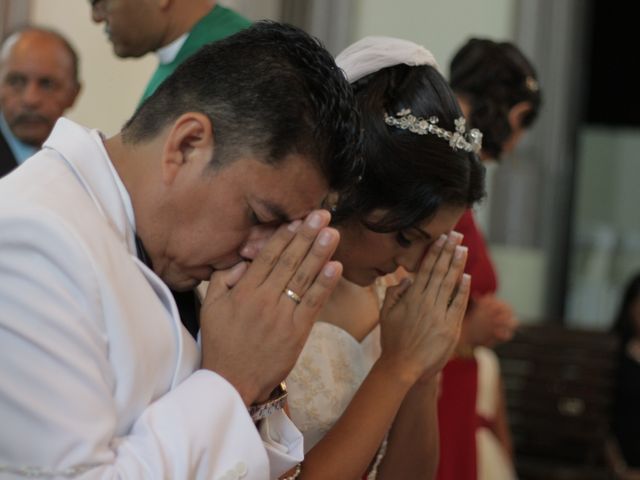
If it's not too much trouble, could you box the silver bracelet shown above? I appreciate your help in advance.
[248,381,288,422]
[281,463,302,480]
[366,436,388,480]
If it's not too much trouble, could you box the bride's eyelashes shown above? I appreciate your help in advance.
[396,231,412,247]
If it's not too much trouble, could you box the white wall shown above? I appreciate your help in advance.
[218,0,281,20]
[30,0,156,135]
[351,0,516,73]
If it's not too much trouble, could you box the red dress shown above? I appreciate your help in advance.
[456,209,498,298]
[436,210,498,480]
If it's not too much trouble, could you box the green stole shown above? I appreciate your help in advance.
[140,5,251,103]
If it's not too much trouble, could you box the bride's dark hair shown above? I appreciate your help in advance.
[332,63,486,232]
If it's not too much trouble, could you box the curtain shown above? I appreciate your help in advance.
[280,0,353,55]
[0,0,29,40]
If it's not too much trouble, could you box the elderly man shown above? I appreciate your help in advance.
[90,0,250,101]
[0,27,81,176]
[0,22,360,479]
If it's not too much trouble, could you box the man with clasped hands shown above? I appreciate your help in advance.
[0,22,360,479]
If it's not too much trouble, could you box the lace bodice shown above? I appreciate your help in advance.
[286,321,381,451]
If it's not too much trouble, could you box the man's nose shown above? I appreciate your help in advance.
[21,81,43,107]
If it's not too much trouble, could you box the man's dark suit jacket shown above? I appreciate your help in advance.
[0,128,19,177]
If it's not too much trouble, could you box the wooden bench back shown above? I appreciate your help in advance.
[496,324,619,479]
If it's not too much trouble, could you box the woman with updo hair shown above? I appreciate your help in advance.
[450,37,541,161]
[437,38,542,480]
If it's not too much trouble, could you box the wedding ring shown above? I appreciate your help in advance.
[283,288,302,305]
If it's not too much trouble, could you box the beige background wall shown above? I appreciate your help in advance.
[352,0,516,74]
[30,0,155,135]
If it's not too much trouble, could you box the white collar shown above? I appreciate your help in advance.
[43,118,137,256]
[96,131,137,235]
[156,33,188,65]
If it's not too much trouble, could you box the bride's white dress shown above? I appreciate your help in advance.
[286,321,381,451]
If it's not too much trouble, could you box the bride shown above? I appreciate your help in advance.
[283,37,486,479]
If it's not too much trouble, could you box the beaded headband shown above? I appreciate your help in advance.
[384,108,483,154]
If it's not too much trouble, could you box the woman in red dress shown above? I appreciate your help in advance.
[436,38,542,480]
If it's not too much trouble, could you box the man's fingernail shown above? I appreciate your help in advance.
[323,263,338,278]
[318,230,333,247]
[288,220,302,232]
[306,212,323,229]
[231,261,247,273]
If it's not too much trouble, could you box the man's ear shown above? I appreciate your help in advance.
[161,112,214,185]
[66,82,82,109]
[508,101,532,131]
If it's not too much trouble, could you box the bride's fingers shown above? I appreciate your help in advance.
[434,245,468,310]
[447,273,471,320]
[380,277,412,319]
[420,233,464,308]
[405,234,447,305]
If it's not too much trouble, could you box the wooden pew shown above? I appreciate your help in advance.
[495,323,619,480]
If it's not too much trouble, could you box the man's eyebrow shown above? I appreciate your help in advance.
[257,199,294,223]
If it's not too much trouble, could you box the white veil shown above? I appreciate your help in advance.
[335,36,440,84]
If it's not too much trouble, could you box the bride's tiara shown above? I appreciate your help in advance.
[384,108,483,154]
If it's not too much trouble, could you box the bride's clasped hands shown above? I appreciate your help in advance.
[377,230,470,387]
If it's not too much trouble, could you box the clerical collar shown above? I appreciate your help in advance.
[156,33,188,65]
